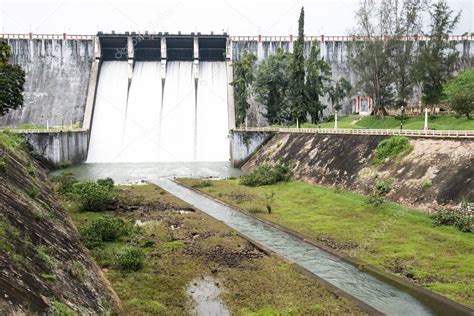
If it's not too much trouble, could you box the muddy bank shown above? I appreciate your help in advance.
[0,134,119,314]
[243,133,474,209]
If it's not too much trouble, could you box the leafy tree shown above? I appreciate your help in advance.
[254,48,291,124]
[288,7,307,123]
[231,51,257,126]
[0,41,25,116]
[327,78,352,112]
[414,0,460,107]
[442,67,474,118]
[388,0,424,107]
[305,41,331,122]
[349,0,395,117]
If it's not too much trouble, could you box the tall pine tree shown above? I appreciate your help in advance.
[289,7,307,123]
[414,0,460,107]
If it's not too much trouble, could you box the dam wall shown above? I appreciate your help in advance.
[241,132,474,208]
[0,37,94,127]
[21,130,89,167]
[230,130,273,167]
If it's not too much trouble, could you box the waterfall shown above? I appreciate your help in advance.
[87,60,229,163]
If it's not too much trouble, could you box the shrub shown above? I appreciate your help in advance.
[72,181,113,211]
[375,180,391,195]
[52,171,78,195]
[431,210,473,233]
[59,160,72,169]
[0,157,8,172]
[190,180,212,188]
[366,194,384,207]
[240,161,293,187]
[421,179,432,190]
[114,246,145,272]
[373,136,412,165]
[97,177,114,190]
[80,217,129,248]
[27,188,40,199]
[49,301,75,316]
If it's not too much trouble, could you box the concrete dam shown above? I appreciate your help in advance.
[1,33,473,164]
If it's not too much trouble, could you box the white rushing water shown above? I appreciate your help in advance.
[87,61,229,163]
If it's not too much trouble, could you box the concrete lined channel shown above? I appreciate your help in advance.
[154,178,466,316]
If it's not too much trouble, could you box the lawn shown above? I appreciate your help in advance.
[179,178,474,308]
[291,115,474,130]
[63,184,364,315]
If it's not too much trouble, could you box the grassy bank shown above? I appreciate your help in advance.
[62,184,364,315]
[276,115,474,130]
[179,178,474,308]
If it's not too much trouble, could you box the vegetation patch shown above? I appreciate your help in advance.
[373,136,412,165]
[72,180,114,212]
[114,246,145,272]
[431,210,473,233]
[80,216,132,248]
[240,160,293,186]
[180,178,474,307]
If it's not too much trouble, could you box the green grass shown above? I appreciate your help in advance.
[63,184,363,315]
[180,178,474,308]
[293,115,474,130]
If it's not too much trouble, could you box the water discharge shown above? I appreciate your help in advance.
[87,61,229,163]
[154,178,437,315]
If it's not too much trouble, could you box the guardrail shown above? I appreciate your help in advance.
[233,127,474,138]
[0,128,88,134]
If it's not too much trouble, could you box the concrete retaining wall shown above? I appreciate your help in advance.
[230,131,273,167]
[21,131,89,166]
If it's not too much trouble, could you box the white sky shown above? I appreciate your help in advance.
[1,0,473,36]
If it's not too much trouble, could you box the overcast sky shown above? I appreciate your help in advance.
[1,0,473,36]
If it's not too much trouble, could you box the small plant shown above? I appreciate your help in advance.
[114,246,145,272]
[191,180,212,188]
[49,301,75,316]
[431,210,457,226]
[373,136,412,165]
[69,261,86,283]
[36,245,53,267]
[80,217,130,248]
[366,194,384,207]
[51,171,78,196]
[421,179,432,190]
[0,156,8,172]
[97,177,114,190]
[240,160,293,187]
[40,273,56,281]
[72,181,113,211]
[27,188,40,199]
[264,191,275,214]
[375,180,391,195]
[27,163,36,177]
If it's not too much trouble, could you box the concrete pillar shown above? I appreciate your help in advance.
[424,108,429,130]
[83,36,101,130]
[127,36,134,82]
[226,38,236,130]
[161,37,167,60]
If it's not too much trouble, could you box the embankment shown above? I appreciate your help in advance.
[241,132,473,208]
[0,132,118,314]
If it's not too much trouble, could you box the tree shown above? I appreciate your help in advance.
[442,67,474,118]
[388,0,424,107]
[0,41,25,116]
[327,78,352,112]
[288,7,307,123]
[231,51,257,126]
[305,41,332,122]
[254,49,291,124]
[414,0,460,107]
[349,0,395,117]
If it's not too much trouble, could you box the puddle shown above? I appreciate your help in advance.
[174,209,193,214]
[187,276,229,316]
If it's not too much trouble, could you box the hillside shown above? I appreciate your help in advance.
[0,131,119,314]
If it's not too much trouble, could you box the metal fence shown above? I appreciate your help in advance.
[0,128,88,134]
[233,127,474,138]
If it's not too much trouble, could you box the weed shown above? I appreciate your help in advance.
[373,136,412,165]
[375,180,391,195]
[40,273,56,281]
[49,301,75,316]
[421,179,433,190]
[114,246,145,272]
[240,160,294,187]
[51,171,78,196]
[27,188,40,199]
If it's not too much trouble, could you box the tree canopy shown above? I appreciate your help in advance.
[442,67,474,119]
[0,41,25,116]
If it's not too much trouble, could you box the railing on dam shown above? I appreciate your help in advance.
[0,128,88,134]
[233,127,474,138]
